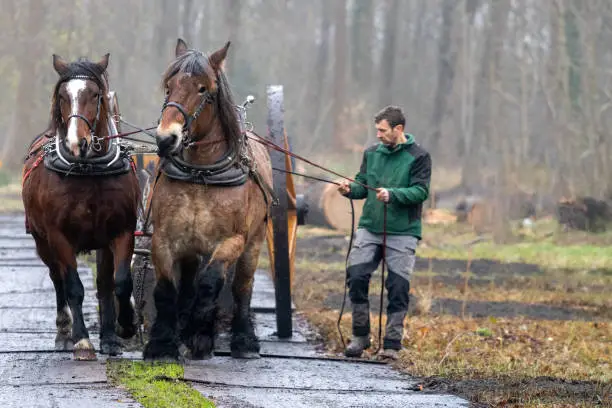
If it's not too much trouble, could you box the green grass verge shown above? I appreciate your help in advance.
[419,241,612,270]
[107,360,215,408]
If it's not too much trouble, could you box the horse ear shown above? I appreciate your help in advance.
[209,41,231,72]
[176,38,189,57]
[96,53,110,72]
[52,54,69,76]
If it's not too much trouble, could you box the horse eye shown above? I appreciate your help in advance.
[198,86,206,94]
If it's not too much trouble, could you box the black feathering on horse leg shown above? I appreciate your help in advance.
[143,277,180,361]
[177,258,198,349]
[115,259,136,339]
[96,248,122,356]
[230,250,261,359]
[185,259,225,360]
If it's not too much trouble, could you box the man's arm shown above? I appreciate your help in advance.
[388,152,431,205]
[341,150,369,200]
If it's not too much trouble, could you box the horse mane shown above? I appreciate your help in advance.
[46,57,110,140]
[162,50,243,156]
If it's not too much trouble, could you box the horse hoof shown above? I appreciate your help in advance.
[73,339,97,361]
[186,349,213,361]
[100,340,123,356]
[188,334,214,360]
[231,350,260,359]
[143,340,181,363]
[144,355,184,364]
[55,337,74,351]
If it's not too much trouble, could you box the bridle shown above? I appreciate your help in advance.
[61,74,104,152]
[158,84,217,148]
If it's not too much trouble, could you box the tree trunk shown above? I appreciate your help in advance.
[350,0,373,89]
[1,0,47,170]
[305,0,332,134]
[332,0,347,149]
[225,0,242,81]
[377,0,401,109]
[302,181,364,232]
[430,0,457,154]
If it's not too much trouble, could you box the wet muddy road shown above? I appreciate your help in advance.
[0,213,141,407]
[0,212,469,407]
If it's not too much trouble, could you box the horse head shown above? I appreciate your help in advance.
[156,38,237,157]
[51,53,111,159]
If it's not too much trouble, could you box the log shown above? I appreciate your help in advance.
[556,196,612,232]
[302,181,364,232]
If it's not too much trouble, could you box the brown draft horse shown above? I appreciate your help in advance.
[143,39,273,361]
[21,54,140,360]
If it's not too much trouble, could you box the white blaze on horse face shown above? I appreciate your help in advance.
[66,79,87,151]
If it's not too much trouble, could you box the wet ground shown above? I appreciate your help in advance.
[0,212,470,407]
[0,212,142,407]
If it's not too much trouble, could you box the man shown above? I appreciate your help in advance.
[338,105,431,360]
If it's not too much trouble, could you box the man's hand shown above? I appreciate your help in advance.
[376,188,390,203]
[338,180,351,195]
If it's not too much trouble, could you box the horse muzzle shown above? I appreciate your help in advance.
[67,138,90,158]
[156,133,179,157]
[156,122,183,157]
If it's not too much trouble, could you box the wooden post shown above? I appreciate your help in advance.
[267,85,293,338]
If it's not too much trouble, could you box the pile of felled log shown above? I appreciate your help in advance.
[556,196,612,232]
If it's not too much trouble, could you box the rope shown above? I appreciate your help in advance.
[374,204,388,355]
[337,198,355,349]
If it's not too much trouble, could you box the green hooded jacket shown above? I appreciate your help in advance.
[343,134,431,238]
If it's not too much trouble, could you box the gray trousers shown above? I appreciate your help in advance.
[347,228,417,349]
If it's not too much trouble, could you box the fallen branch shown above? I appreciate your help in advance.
[438,332,472,367]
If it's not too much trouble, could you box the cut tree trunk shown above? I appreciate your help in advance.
[302,182,364,232]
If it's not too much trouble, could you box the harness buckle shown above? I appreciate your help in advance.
[91,135,103,152]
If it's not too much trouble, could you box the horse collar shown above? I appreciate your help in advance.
[42,137,134,177]
[160,143,249,187]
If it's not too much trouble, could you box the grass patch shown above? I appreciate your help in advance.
[300,309,611,407]
[419,241,612,270]
[107,360,215,408]
[420,218,612,270]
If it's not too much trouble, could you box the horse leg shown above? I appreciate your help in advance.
[96,247,121,355]
[64,259,95,360]
[112,232,137,339]
[32,234,73,351]
[43,231,96,360]
[231,235,264,359]
[51,268,74,351]
[177,257,198,357]
[189,236,244,360]
[143,241,180,361]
